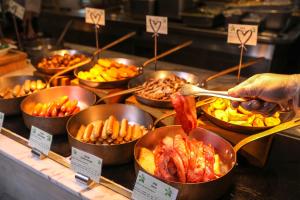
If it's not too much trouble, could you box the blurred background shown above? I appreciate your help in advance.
[1,0,300,75]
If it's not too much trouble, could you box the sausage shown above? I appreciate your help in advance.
[66,99,78,113]
[46,102,56,117]
[132,125,142,141]
[55,96,69,109]
[60,100,71,112]
[39,103,49,117]
[12,84,21,97]
[71,106,80,115]
[76,125,86,141]
[90,120,103,142]
[113,140,120,145]
[19,85,26,96]
[83,123,94,142]
[58,111,65,117]
[119,118,128,138]
[51,107,58,117]
[124,125,133,142]
[101,119,109,140]
[30,80,37,91]
[36,80,45,90]
[32,103,43,116]
[116,136,123,142]
[24,80,31,94]
[106,115,115,136]
[111,120,120,139]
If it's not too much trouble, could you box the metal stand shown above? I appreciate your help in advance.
[31,148,46,160]
[75,173,92,185]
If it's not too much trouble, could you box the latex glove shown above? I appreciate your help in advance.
[228,73,300,115]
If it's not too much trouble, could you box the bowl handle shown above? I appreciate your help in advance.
[233,117,300,153]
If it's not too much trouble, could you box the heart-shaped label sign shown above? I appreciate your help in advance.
[150,19,162,33]
[236,29,252,45]
[90,12,102,25]
[85,8,105,26]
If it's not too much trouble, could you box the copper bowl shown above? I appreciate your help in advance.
[21,86,96,135]
[0,75,45,116]
[67,104,153,165]
[134,126,236,200]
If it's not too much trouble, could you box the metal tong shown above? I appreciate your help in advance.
[179,84,246,102]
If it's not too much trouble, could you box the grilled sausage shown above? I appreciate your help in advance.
[39,103,49,117]
[32,103,43,116]
[12,84,21,97]
[101,119,109,140]
[60,100,71,112]
[30,80,37,91]
[90,120,103,142]
[36,80,45,90]
[55,96,69,109]
[132,125,142,140]
[119,118,128,138]
[83,123,94,142]
[24,80,31,94]
[76,125,86,141]
[111,120,120,139]
[106,115,115,136]
[124,125,133,142]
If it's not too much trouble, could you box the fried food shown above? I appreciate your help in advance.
[138,147,155,174]
[75,115,148,145]
[206,98,281,127]
[31,96,80,117]
[138,134,224,183]
[37,53,87,69]
[0,79,46,99]
[78,59,139,82]
[136,74,188,101]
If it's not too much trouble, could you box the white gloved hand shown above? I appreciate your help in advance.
[228,73,300,115]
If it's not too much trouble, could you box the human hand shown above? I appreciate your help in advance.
[228,73,300,115]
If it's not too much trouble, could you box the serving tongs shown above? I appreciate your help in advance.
[46,31,136,87]
[179,84,246,102]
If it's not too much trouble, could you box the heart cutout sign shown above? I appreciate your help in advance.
[236,29,253,45]
[150,19,162,33]
[85,8,105,26]
[90,12,102,25]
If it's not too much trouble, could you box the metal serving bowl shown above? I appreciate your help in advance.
[67,104,153,165]
[0,75,45,116]
[134,126,235,200]
[201,100,295,134]
[128,70,202,108]
[21,86,96,135]
[32,49,92,75]
[74,58,143,89]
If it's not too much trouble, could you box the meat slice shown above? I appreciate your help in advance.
[171,93,197,134]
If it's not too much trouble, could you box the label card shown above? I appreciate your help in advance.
[71,147,103,183]
[146,15,168,35]
[8,0,25,20]
[85,7,105,26]
[227,24,258,46]
[28,126,53,156]
[0,112,4,129]
[132,171,178,200]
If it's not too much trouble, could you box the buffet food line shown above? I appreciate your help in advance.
[0,40,299,200]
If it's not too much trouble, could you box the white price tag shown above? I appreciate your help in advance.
[8,0,25,20]
[0,112,4,129]
[146,15,168,35]
[132,171,178,200]
[85,7,105,26]
[71,147,103,183]
[28,126,53,156]
[227,24,258,46]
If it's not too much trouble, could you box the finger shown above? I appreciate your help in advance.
[240,99,262,111]
[256,102,278,116]
[230,101,240,108]
[228,85,259,98]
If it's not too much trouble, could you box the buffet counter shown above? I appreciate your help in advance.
[0,44,300,200]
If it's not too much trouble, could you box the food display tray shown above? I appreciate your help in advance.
[2,115,137,190]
